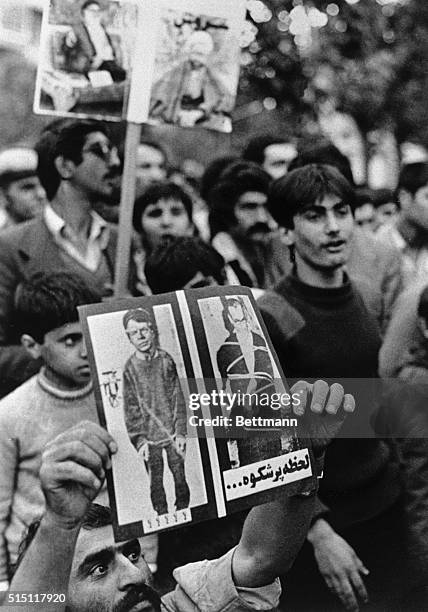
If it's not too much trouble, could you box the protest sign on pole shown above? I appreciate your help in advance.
[113,121,141,296]
[34,0,246,296]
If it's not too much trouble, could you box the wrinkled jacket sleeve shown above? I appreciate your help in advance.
[163,548,281,612]
[123,363,147,451]
[379,243,403,333]
[379,284,422,378]
[0,413,17,581]
[0,238,38,396]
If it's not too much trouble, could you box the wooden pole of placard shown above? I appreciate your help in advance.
[113,121,142,297]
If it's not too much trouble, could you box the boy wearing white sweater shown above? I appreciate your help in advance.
[0,272,101,592]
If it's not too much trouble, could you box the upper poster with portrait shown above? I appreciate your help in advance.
[35,0,246,132]
[145,1,245,132]
[34,0,138,121]
[80,286,316,542]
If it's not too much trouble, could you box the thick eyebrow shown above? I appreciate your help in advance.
[301,200,348,214]
[77,546,115,577]
[58,332,82,343]
[76,539,140,577]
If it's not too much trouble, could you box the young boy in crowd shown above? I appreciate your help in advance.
[0,272,100,593]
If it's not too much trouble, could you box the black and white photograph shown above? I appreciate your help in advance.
[81,298,209,536]
[79,287,315,539]
[146,1,245,132]
[34,0,136,120]
[198,293,298,469]
[2,0,428,609]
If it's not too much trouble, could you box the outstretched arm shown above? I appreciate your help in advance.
[10,382,354,605]
[232,380,355,588]
[233,489,316,588]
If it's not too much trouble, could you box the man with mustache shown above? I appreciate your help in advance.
[0,119,126,398]
[208,160,290,289]
[9,380,354,612]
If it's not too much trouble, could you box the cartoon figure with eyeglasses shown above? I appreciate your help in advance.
[122,307,190,516]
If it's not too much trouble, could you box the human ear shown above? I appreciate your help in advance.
[21,334,43,359]
[54,155,76,180]
[282,228,295,247]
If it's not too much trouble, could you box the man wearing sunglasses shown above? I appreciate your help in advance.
[0,119,127,398]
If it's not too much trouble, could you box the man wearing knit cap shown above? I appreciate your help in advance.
[122,307,190,516]
[0,148,47,229]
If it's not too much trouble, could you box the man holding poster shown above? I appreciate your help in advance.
[122,307,190,516]
[9,383,355,612]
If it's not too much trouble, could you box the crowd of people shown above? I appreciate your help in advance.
[0,118,428,611]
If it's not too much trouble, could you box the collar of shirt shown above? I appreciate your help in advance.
[44,204,110,271]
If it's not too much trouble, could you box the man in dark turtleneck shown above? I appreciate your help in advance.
[258,164,403,612]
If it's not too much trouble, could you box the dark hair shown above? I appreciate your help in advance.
[81,0,101,12]
[132,181,193,234]
[208,160,271,237]
[371,188,397,209]
[81,502,112,529]
[289,141,355,186]
[132,180,193,235]
[200,155,238,202]
[123,307,158,338]
[14,272,101,343]
[145,236,226,294]
[35,120,109,200]
[268,164,355,229]
[354,187,375,211]
[355,187,397,210]
[417,284,428,321]
[221,295,247,334]
[398,162,428,196]
[242,135,294,165]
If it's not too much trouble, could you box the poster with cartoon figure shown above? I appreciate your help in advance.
[80,286,315,541]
